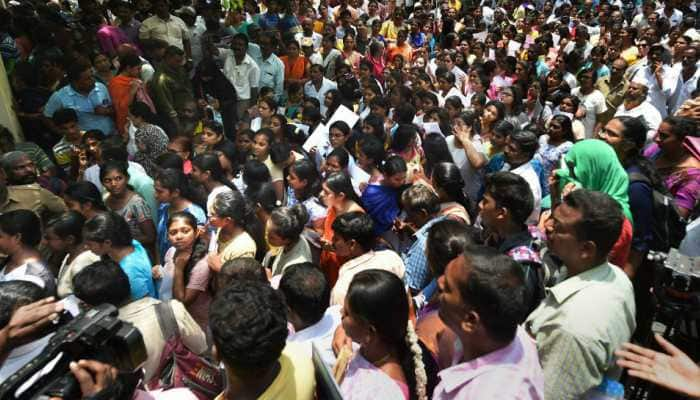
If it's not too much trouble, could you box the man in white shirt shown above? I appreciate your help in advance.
[213,34,260,120]
[572,68,607,138]
[670,46,700,114]
[614,80,663,143]
[631,0,655,28]
[305,64,337,115]
[279,263,341,370]
[139,0,192,59]
[502,130,541,225]
[657,0,684,27]
[632,44,679,117]
[296,18,323,50]
[564,26,593,60]
[257,33,285,103]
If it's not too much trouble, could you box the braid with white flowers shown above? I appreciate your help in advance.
[405,320,428,400]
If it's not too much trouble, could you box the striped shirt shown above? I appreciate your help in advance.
[52,135,82,174]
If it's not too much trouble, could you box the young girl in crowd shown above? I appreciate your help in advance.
[253,129,285,200]
[251,97,277,132]
[337,270,435,400]
[356,135,385,189]
[160,211,212,331]
[83,211,156,299]
[537,114,575,192]
[431,162,471,224]
[167,135,194,174]
[45,211,101,298]
[154,168,207,260]
[263,205,313,276]
[361,155,407,236]
[208,189,266,271]
[0,210,55,292]
[235,128,255,165]
[201,120,232,153]
[64,181,108,220]
[389,124,423,182]
[479,101,506,156]
[101,160,157,260]
[191,152,236,215]
[129,101,169,178]
[247,181,281,240]
[216,141,242,185]
[287,159,327,232]
[319,171,365,286]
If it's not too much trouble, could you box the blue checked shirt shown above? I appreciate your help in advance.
[402,216,447,292]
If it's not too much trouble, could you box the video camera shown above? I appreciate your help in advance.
[0,304,147,400]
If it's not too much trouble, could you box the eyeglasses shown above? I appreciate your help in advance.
[639,43,649,47]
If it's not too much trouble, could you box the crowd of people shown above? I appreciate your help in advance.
[0,0,699,398]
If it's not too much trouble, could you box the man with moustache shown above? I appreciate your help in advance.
[0,151,66,218]
[597,58,629,124]
[433,245,544,399]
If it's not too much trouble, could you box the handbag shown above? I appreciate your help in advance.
[148,300,224,399]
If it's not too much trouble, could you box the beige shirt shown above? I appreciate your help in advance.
[218,230,257,262]
[119,298,207,381]
[265,236,313,276]
[57,250,100,298]
[330,250,405,306]
[525,262,635,400]
[263,155,284,182]
[139,15,190,50]
[0,183,67,219]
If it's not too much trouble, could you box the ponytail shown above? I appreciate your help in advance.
[212,190,267,261]
[192,152,237,192]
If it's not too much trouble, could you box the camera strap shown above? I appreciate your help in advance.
[155,300,180,340]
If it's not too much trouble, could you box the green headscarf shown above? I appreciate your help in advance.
[551,139,633,221]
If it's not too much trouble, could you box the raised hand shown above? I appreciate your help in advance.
[616,334,700,398]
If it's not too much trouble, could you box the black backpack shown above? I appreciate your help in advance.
[628,172,687,252]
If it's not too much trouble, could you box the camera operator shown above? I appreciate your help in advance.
[46,358,198,400]
[72,259,207,382]
[0,281,64,380]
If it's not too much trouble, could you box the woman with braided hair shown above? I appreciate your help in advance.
[336,270,438,400]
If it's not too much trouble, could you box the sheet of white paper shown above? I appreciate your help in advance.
[303,123,329,152]
[507,41,522,57]
[326,104,360,129]
[474,31,488,41]
[423,122,443,136]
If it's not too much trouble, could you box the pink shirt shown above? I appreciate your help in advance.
[163,248,212,331]
[432,327,544,400]
[340,351,409,400]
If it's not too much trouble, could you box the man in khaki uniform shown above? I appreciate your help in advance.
[0,151,66,219]
[596,58,629,125]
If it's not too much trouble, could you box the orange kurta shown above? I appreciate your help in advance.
[281,55,309,83]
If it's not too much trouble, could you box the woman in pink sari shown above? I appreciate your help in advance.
[644,116,700,219]
[336,270,437,400]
